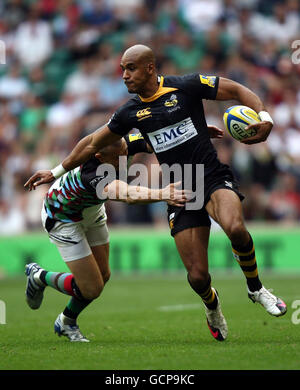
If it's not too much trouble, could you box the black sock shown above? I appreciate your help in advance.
[187,274,218,310]
[232,234,262,292]
[62,295,93,322]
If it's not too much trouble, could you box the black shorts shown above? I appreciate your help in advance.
[167,163,244,237]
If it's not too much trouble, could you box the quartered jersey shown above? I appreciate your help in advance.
[108,73,222,188]
[44,134,150,223]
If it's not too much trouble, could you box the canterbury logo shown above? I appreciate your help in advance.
[136,108,151,118]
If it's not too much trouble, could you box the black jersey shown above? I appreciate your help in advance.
[108,73,222,183]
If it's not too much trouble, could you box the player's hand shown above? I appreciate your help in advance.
[207,125,224,139]
[24,170,55,191]
[241,121,273,145]
[163,181,192,207]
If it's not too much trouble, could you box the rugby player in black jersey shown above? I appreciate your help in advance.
[25,44,287,342]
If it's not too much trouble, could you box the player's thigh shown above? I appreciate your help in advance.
[206,189,246,235]
[85,220,110,280]
[174,226,210,275]
[91,243,110,283]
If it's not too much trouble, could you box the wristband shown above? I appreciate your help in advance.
[258,111,273,124]
[51,164,67,179]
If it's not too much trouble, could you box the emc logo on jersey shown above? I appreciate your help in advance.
[136,107,152,121]
[148,117,198,153]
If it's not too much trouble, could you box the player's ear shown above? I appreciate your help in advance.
[95,152,102,160]
[148,62,155,74]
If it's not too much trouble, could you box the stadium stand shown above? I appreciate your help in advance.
[0,0,299,234]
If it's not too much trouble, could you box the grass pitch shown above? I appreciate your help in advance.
[0,272,299,370]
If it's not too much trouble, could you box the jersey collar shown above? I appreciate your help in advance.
[138,76,178,103]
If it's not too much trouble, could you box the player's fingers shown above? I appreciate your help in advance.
[28,179,39,191]
[174,195,187,203]
[173,199,187,205]
[173,181,182,188]
[173,201,185,207]
[172,190,187,199]
[24,174,39,188]
[245,123,259,131]
[180,192,192,202]
[214,126,224,134]
[208,125,224,139]
[241,138,259,145]
[24,179,31,188]
[32,178,46,188]
[241,138,253,144]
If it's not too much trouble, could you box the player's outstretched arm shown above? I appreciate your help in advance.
[24,125,122,191]
[103,181,190,207]
[216,77,273,144]
[63,125,122,171]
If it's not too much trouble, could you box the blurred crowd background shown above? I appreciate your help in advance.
[0,0,299,235]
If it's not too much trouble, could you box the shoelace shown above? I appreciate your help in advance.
[258,288,276,304]
[65,325,87,341]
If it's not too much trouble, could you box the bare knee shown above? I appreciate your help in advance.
[102,271,111,285]
[187,260,208,288]
[225,220,248,245]
[80,281,104,300]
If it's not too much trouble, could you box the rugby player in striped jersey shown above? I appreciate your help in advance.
[25,134,189,342]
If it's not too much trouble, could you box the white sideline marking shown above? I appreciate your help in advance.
[158,303,202,312]
[0,300,6,324]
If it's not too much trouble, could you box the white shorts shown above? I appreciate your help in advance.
[41,203,109,262]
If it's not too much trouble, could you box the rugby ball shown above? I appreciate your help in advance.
[223,105,260,141]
